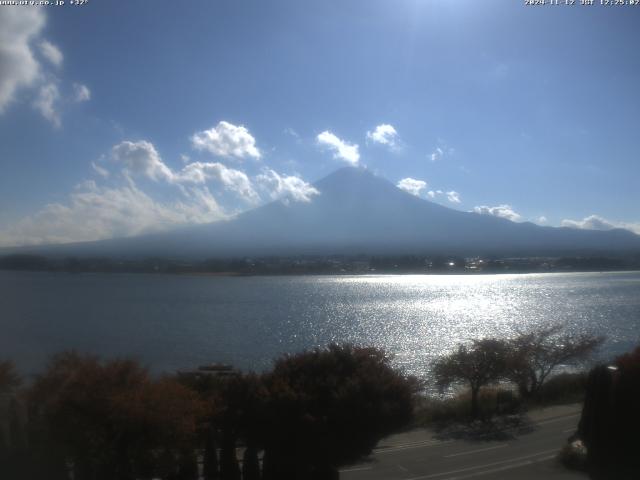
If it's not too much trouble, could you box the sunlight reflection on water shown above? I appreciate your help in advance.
[1,271,639,382]
[279,273,640,380]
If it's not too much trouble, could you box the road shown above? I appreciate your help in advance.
[340,404,586,480]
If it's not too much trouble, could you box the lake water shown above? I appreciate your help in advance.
[1,271,639,380]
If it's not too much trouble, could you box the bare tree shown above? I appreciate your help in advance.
[433,339,508,418]
[505,325,603,398]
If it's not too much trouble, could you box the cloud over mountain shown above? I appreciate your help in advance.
[562,215,640,235]
[0,129,319,246]
[256,169,319,203]
[397,177,427,197]
[316,131,360,166]
[446,191,461,204]
[5,167,638,257]
[473,204,522,222]
[0,180,226,247]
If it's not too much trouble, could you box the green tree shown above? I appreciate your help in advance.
[433,339,508,418]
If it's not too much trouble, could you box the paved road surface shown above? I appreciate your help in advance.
[340,404,586,480]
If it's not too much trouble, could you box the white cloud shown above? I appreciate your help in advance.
[0,180,226,247]
[111,140,174,182]
[561,215,640,235]
[0,135,324,246]
[91,161,110,178]
[110,141,260,203]
[473,204,522,222]
[191,121,261,160]
[0,8,44,113]
[0,10,90,127]
[536,216,548,225]
[397,177,427,197]
[176,162,259,204]
[430,147,444,162]
[562,215,615,231]
[33,82,60,127]
[256,169,319,204]
[367,124,398,148]
[72,82,90,102]
[38,40,62,68]
[284,127,300,138]
[446,191,461,204]
[316,130,360,166]
[424,189,461,204]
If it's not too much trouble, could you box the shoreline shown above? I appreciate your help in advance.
[1,268,640,278]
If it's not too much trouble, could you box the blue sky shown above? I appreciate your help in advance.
[1,0,639,246]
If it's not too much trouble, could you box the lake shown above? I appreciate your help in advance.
[1,270,639,380]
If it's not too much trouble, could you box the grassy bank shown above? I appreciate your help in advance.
[414,372,587,428]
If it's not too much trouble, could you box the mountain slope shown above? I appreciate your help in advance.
[11,167,640,258]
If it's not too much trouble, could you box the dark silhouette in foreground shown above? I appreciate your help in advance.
[258,345,418,479]
[576,346,640,479]
[0,345,418,480]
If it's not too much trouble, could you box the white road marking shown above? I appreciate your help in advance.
[376,439,455,454]
[404,448,559,480]
[339,466,372,473]
[443,443,509,458]
[535,413,580,426]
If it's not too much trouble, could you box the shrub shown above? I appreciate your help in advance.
[261,344,419,479]
[414,387,521,426]
[26,351,204,480]
[532,372,587,405]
